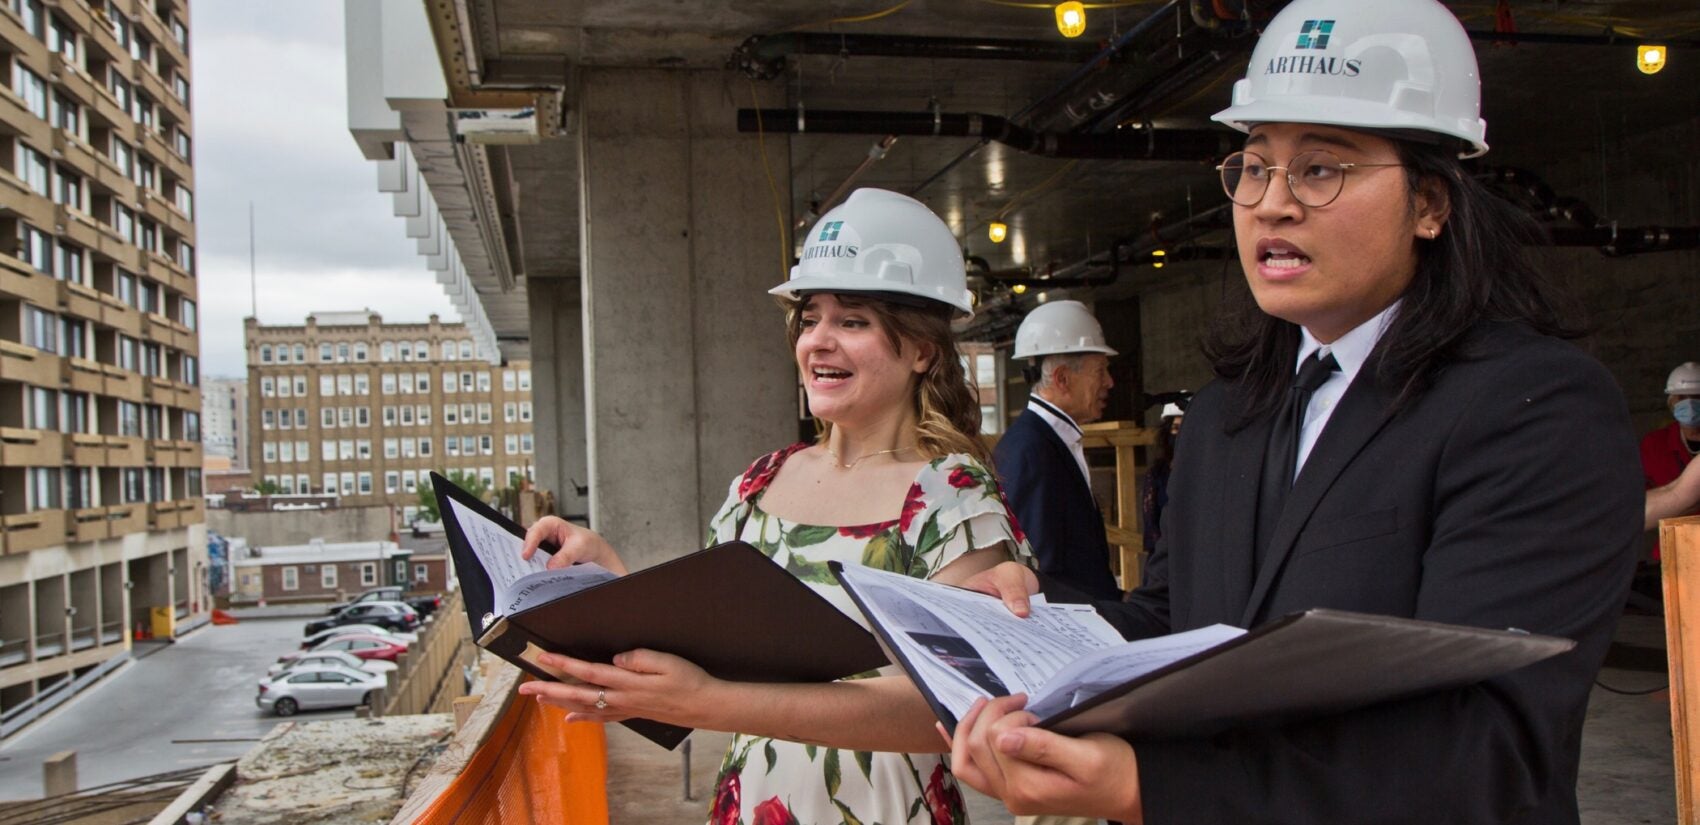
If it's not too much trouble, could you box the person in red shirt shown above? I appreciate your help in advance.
[1642,362,1700,559]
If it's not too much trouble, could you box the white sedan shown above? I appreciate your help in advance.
[256,665,386,717]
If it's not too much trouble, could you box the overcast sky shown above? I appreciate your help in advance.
[192,1,458,378]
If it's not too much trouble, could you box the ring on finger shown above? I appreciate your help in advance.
[594,688,608,710]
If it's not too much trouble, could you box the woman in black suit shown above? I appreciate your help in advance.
[947,1,1643,822]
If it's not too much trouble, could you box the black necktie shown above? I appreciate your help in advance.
[1255,351,1340,567]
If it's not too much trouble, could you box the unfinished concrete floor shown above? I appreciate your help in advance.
[604,614,1676,824]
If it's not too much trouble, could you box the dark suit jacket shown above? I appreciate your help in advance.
[994,406,1121,601]
[1098,322,1641,825]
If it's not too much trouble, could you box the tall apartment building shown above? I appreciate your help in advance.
[0,0,204,724]
[246,311,536,523]
[200,375,244,465]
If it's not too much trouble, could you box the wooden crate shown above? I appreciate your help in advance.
[1080,421,1158,591]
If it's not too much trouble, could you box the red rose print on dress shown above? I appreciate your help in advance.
[925,762,965,825]
[898,483,926,532]
[947,467,977,490]
[839,520,897,539]
[751,796,799,825]
[709,769,740,825]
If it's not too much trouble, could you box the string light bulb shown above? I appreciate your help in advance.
[1011,283,1028,295]
[1152,249,1167,269]
[1638,45,1667,75]
[1055,2,1086,38]
[988,222,1008,243]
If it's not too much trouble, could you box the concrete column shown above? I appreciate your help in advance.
[527,278,590,522]
[578,69,795,570]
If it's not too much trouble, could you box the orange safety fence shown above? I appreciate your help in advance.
[408,679,609,824]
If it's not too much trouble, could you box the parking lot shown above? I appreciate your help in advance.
[0,614,354,800]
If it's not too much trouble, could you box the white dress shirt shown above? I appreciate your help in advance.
[1291,301,1401,479]
[1027,396,1091,486]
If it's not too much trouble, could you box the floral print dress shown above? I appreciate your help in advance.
[704,443,1032,825]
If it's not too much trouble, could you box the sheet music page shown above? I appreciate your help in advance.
[447,497,550,597]
[499,563,620,618]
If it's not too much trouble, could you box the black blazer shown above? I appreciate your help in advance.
[1099,322,1641,825]
[994,406,1121,601]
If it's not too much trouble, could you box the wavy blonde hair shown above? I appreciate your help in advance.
[784,294,990,464]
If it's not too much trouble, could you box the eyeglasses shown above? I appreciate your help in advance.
[1217,150,1405,208]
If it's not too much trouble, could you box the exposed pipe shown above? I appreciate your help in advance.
[737,108,1238,161]
[799,135,900,229]
[732,33,1133,80]
[1466,30,1700,49]
[910,1,1187,196]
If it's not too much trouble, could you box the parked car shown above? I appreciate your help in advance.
[304,602,420,636]
[290,634,409,663]
[256,665,386,717]
[299,624,416,650]
[327,586,442,619]
[267,649,397,678]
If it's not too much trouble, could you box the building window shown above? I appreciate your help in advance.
[357,472,372,494]
[14,0,43,39]
[381,342,394,362]
[260,345,273,364]
[403,471,417,493]
[319,343,333,362]
[24,305,58,352]
[385,471,399,494]
[260,377,274,397]
[414,564,429,584]
[321,565,337,589]
[354,343,368,362]
[282,566,299,591]
[360,562,376,587]
[414,340,429,360]
[505,434,518,454]
[418,437,432,457]
[441,341,455,360]
[181,299,197,330]
[17,223,52,274]
[15,142,50,196]
[55,166,83,212]
[295,408,308,427]
[355,374,369,394]
[460,340,473,359]
[12,64,47,119]
[519,402,532,422]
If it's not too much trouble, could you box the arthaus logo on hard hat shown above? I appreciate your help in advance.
[1295,20,1334,49]
[806,221,858,260]
[1266,20,1360,77]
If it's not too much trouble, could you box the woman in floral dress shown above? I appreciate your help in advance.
[516,188,1032,825]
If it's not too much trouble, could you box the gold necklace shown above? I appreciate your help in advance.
[823,444,913,470]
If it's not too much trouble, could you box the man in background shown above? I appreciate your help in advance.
[994,301,1120,603]
[1643,362,1700,561]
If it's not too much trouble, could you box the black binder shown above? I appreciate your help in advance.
[828,561,1574,740]
[432,472,889,749]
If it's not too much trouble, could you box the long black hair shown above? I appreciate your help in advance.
[1202,139,1586,428]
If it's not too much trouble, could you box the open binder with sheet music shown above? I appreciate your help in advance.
[829,562,1577,740]
[430,472,889,750]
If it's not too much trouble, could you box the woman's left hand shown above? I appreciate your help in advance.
[516,649,722,727]
[943,695,1144,822]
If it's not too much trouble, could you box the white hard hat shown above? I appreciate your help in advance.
[1161,403,1184,418]
[1667,362,1700,395]
[1212,0,1489,158]
[1014,300,1118,359]
[770,188,973,318]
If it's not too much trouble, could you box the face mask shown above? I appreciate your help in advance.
[1675,399,1700,428]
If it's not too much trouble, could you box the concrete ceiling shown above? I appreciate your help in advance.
[458,0,1700,335]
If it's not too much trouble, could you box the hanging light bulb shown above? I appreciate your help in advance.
[1151,249,1167,269]
[1638,44,1667,74]
[1011,283,1028,295]
[1055,2,1086,38]
[988,222,1008,243]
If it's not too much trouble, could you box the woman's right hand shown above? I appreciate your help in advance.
[959,561,1041,618]
[521,516,629,576]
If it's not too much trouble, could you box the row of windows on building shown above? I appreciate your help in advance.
[262,465,532,498]
[10,0,194,142]
[15,218,197,314]
[260,433,536,464]
[259,401,534,431]
[22,465,200,512]
[18,385,199,440]
[8,64,195,210]
[22,304,199,385]
[257,338,485,365]
[256,369,530,398]
[278,562,424,592]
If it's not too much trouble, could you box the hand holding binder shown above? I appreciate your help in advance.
[431,472,889,749]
